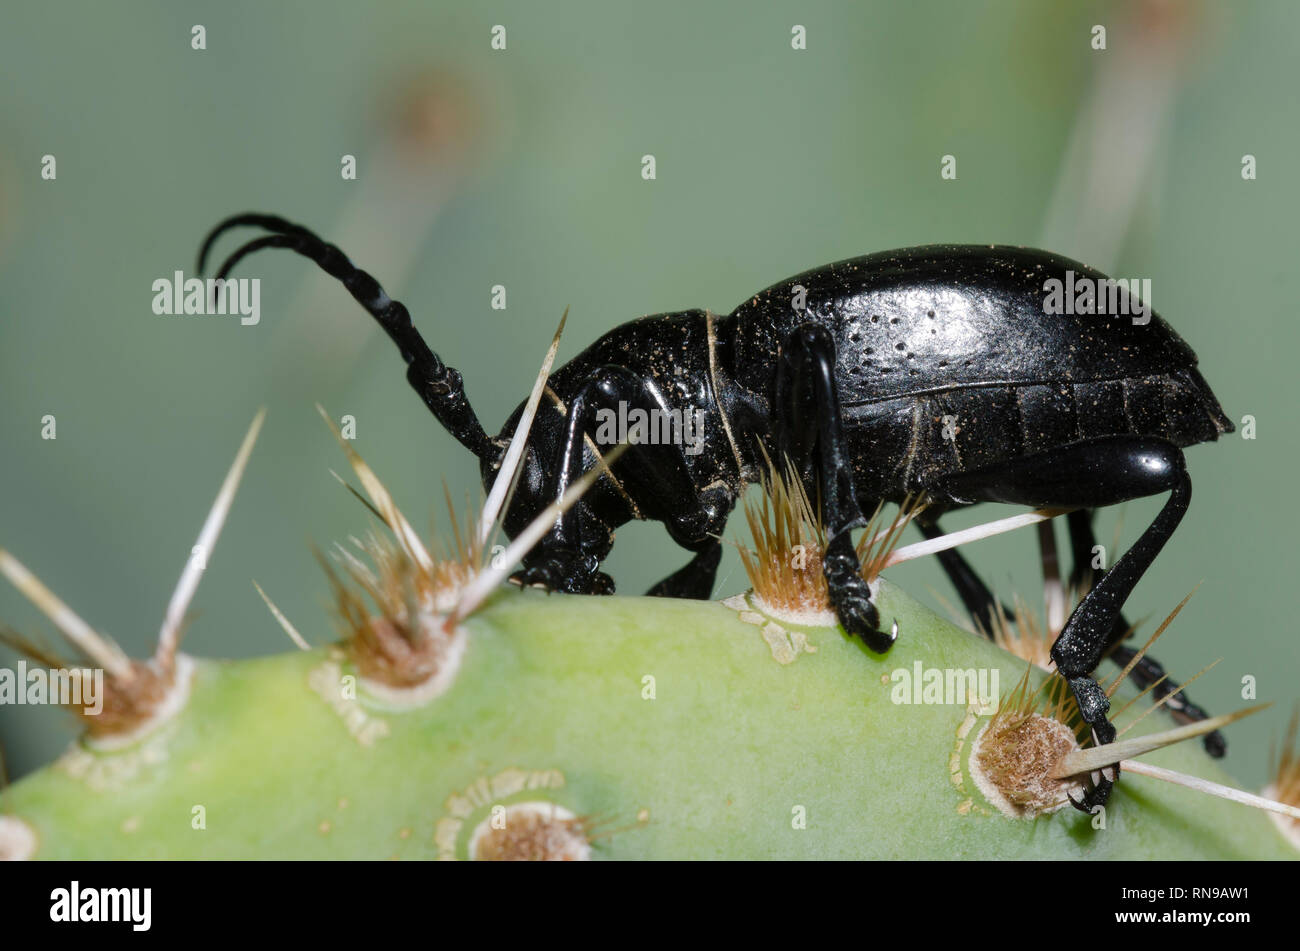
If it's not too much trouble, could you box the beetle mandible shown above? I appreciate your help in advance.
[199,215,1234,811]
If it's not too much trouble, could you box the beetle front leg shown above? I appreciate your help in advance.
[513,364,730,597]
[777,323,896,652]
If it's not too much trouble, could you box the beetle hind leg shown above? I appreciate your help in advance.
[929,436,1194,811]
[1066,510,1226,757]
[918,509,1224,757]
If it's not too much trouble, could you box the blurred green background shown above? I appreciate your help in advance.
[1,0,1296,793]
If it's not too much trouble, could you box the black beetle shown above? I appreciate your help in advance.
[200,216,1233,811]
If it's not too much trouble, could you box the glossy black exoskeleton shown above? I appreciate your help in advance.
[200,217,1234,811]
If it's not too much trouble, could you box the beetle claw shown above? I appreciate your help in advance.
[510,553,615,596]
[857,623,897,654]
[828,578,896,653]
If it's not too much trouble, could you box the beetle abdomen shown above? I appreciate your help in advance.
[846,368,1232,497]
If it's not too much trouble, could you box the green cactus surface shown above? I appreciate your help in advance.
[4,580,1295,860]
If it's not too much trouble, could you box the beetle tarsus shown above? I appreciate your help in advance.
[1062,677,1119,812]
[510,552,614,595]
[1069,778,1114,815]
[824,533,896,652]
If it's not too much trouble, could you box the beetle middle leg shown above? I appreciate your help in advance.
[929,435,1192,811]
[646,541,724,599]
[775,323,896,652]
[914,510,1003,637]
[511,365,734,597]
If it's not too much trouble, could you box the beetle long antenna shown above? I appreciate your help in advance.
[198,213,498,464]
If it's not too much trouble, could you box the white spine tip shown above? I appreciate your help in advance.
[1262,783,1300,851]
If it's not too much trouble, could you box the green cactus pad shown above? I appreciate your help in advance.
[6,581,1294,860]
